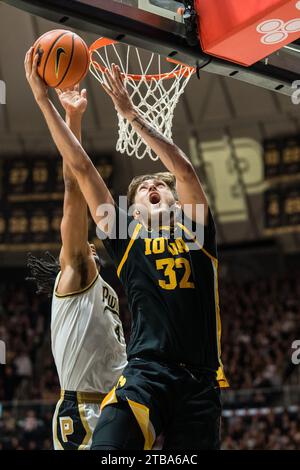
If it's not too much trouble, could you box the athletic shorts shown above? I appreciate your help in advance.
[52,390,105,450]
[92,357,222,450]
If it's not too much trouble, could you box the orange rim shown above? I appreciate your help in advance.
[89,37,196,81]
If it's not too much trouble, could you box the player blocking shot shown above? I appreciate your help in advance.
[26,83,127,450]
[25,46,228,450]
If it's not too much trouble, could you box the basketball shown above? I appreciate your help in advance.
[32,29,89,89]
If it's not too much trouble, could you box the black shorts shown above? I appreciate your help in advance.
[53,390,105,450]
[91,357,222,450]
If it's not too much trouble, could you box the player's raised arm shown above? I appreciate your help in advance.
[55,85,100,293]
[102,64,208,223]
[58,86,88,263]
[24,47,115,233]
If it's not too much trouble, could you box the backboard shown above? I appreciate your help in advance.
[3,0,300,96]
[112,1,183,21]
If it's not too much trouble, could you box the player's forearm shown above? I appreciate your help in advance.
[63,113,83,188]
[66,113,82,144]
[37,96,114,228]
[37,97,90,175]
[128,110,193,181]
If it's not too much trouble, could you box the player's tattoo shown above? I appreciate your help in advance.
[132,116,145,131]
[132,115,170,144]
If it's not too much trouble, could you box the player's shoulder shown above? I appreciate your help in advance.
[53,269,100,299]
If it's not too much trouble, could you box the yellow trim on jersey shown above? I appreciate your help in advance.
[217,366,229,387]
[176,222,218,263]
[100,387,118,411]
[78,403,92,450]
[53,391,65,450]
[126,398,155,451]
[55,272,99,298]
[213,259,229,388]
[117,223,142,278]
[177,221,229,387]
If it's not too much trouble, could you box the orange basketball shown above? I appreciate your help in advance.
[33,29,89,89]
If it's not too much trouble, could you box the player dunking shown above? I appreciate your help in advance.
[25,48,228,450]
[26,83,127,450]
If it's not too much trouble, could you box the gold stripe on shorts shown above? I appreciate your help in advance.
[60,390,106,404]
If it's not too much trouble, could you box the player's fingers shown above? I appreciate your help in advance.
[81,88,87,99]
[74,83,80,92]
[62,87,72,94]
[27,46,33,58]
[114,65,124,90]
[105,69,115,88]
[112,63,118,78]
[101,82,111,94]
[32,52,39,73]
[55,88,62,96]
[24,53,29,74]
[24,47,33,71]
[24,49,29,65]
[106,75,117,94]
[106,66,119,93]
[117,66,125,82]
[112,64,121,87]
[103,70,116,90]
[101,82,114,98]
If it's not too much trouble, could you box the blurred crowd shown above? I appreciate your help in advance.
[221,275,300,390]
[222,408,300,450]
[0,269,300,449]
[0,282,59,402]
[1,404,300,450]
[0,407,53,450]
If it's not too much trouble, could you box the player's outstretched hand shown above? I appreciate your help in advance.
[101,64,135,120]
[24,47,48,103]
[56,84,88,117]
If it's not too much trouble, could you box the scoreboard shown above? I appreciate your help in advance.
[264,186,300,231]
[264,135,300,179]
[0,156,113,251]
[263,135,300,233]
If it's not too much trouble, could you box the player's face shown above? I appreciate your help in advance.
[134,178,176,221]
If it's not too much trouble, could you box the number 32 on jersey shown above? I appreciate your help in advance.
[144,238,195,290]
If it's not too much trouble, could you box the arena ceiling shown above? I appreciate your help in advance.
[0,2,300,251]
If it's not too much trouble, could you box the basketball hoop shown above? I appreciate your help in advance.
[89,38,195,160]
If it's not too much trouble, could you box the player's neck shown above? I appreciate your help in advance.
[142,212,175,232]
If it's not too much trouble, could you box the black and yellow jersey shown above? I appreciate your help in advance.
[103,206,228,387]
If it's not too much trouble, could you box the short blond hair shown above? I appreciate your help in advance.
[127,172,177,206]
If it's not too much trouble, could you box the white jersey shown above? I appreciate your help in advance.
[51,272,127,393]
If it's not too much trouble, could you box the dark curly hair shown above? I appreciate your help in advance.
[26,251,60,297]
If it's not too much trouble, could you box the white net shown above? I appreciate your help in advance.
[89,40,195,160]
